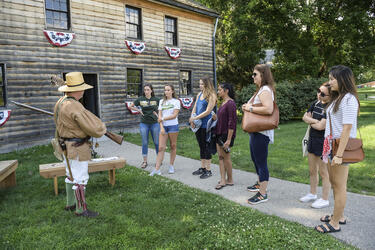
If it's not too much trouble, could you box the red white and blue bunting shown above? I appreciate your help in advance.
[179,97,194,109]
[165,46,181,59]
[125,102,141,115]
[43,30,75,47]
[0,110,11,127]
[125,40,146,55]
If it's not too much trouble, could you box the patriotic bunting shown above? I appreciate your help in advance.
[125,102,141,115]
[0,110,11,127]
[165,46,181,59]
[125,40,146,54]
[43,30,75,47]
[179,97,194,109]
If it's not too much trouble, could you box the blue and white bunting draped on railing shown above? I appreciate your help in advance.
[125,40,146,54]
[0,110,11,127]
[165,46,181,59]
[179,97,194,109]
[43,30,75,47]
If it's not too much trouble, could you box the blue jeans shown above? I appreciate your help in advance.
[250,132,270,182]
[140,123,160,156]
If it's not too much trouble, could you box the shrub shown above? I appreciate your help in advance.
[235,78,327,122]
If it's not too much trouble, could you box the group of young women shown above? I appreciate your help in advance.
[130,63,359,234]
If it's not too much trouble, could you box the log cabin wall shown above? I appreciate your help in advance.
[0,0,217,153]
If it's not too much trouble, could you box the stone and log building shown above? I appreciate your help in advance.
[0,0,219,153]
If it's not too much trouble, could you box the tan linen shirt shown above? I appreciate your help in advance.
[54,96,106,161]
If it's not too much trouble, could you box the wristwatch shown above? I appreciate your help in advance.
[249,106,253,112]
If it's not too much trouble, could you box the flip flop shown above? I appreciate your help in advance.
[320,214,347,225]
[141,162,148,169]
[217,181,234,186]
[215,183,226,190]
[315,223,341,233]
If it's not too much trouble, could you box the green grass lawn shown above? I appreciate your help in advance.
[124,88,375,195]
[0,146,352,249]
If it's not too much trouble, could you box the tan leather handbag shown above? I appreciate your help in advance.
[241,98,279,133]
[329,113,364,164]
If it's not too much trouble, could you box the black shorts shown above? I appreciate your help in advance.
[216,134,235,147]
[307,136,324,157]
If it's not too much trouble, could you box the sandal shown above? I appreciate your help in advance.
[141,162,148,169]
[215,183,226,190]
[320,214,347,225]
[315,223,341,233]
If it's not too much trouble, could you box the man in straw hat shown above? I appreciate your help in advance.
[54,72,106,218]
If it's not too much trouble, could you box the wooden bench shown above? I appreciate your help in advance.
[0,160,18,189]
[39,157,126,196]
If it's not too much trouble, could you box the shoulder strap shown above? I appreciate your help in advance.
[328,109,362,139]
[55,96,75,138]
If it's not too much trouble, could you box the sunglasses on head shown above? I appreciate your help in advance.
[252,72,257,77]
[317,88,329,97]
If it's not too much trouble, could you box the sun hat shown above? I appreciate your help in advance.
[58,72,93,92]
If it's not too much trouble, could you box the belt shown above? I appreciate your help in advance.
[61,137,90,147]
[62,137,90,143]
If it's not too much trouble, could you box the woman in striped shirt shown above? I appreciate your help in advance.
[315,65,360,233]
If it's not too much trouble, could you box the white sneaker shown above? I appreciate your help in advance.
[311,198,329,209]
[149,169,161,176]
[168,165,174,174]
[299,193,317,203]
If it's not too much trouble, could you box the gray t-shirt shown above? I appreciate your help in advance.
[325,93,359,139]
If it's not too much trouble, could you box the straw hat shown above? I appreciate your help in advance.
[58,72,93,92]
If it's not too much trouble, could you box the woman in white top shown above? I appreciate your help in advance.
[242,64,276,205]
[315,65,360,233]
[150,84,181,176]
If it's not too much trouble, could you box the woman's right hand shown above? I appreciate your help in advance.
[160,128,166,135]
[190,122,195,129]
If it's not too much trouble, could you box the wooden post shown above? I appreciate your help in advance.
[109,169,115,186]
[54,176,58,196]
[112,169,116,186]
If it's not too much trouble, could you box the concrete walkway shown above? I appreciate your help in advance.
[97,139,375,249]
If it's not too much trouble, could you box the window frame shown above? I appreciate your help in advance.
[45,0,71,30]
[0,63,7,107]
[125,5,143,40]
[179,70,192,96]
[165,16,178,46]
[126,68,143,99]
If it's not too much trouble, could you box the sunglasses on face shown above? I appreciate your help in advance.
[252,73,257,77]
[317,88,329,97]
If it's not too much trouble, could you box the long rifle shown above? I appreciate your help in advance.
[11,101,123,145]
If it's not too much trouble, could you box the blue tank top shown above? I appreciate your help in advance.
[196,93,212,128]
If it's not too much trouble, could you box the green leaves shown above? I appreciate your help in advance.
[197,0,375,86]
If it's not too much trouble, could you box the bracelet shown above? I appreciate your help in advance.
[249,106,253,112]
[335,155,343,158]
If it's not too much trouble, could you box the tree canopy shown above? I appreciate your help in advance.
[199,0,375,86]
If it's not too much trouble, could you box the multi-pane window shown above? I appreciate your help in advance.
[45,0,70,30]
[0,64,7,107]
[126,6,142,39]
[180,71,192,96]
[127,69,142,98]
[165,16,177,46]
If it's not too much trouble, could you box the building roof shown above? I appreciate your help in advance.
[154,0,219,18]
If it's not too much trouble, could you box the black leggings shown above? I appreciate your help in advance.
[195,128,212,160]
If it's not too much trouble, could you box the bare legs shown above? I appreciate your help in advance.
[155,132,178,170]
[328,163,348,228]
[307,153,331,199]
[216,144,233,186]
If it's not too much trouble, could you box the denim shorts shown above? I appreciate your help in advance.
[163,124,179,134]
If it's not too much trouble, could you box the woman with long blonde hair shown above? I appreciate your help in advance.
[189,77,217,179]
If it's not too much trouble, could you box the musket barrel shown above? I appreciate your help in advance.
[11,100,123,145]
[11,101,54,116]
